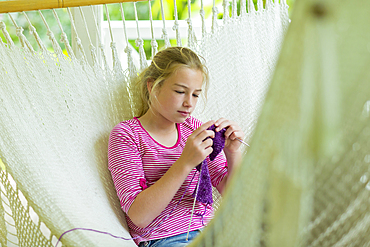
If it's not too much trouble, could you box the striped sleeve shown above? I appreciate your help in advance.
[108,123,145,214]
[208,152,228,187]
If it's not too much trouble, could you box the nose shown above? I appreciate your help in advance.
[183,94,193,108]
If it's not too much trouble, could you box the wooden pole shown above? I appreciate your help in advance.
[0,0,145,13]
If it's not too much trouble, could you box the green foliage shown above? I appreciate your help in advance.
[105,0,295,21]
[104,0,223,21]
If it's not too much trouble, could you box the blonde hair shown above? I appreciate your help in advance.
[134,47,209,117]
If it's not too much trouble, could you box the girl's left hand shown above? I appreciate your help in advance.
[214,118,245,153]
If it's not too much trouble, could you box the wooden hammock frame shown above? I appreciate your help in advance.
[0,0,145,13]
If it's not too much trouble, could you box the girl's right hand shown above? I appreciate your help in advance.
[179,120,215,170]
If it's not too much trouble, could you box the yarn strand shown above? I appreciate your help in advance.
[186,169,201,241]
[56,171,199,246]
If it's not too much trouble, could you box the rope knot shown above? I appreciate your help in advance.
[161,28,169,40]
[47,30,55,39]
[186,19,194,33]
[89,44,97,53]
[135,38,144,47]
[0,21,5,29]
[110,42,117,49]
[16,27,24,36]
[151,39,158,48]
[124,46,132,54]
[75,37,82,46]
[212,7,219,15]
[28,25,36,35]
[60,32,68,43]
[172,21,179,31]
[200,9,205,18]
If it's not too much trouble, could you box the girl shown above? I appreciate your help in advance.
[108,47,244,247]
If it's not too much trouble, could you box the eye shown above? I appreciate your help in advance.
[175,90,185,94]
[192,94,199,98]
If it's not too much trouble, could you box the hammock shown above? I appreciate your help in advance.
[2,0,369,246]
[0,0,288,245]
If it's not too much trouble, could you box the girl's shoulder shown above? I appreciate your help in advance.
[110,118,142,140]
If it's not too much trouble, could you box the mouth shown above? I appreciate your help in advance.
[178,111,190,117]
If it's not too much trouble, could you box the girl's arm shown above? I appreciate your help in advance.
[213,118,245,195]
[127,120,215,228]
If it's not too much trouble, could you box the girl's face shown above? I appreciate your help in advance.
[150,67,203,124]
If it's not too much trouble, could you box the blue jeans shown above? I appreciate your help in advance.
[139,230,201,247]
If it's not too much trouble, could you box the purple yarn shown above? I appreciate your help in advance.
[193,125,226,204]
[208,125,226,161]
[193,159,213,204]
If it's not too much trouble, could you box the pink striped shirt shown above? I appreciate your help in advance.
[108,116,228,245]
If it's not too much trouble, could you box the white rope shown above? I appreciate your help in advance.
[0,21,14,47]
[223,0,230,23]
[247,0,256,14]
[186,0,197,48]
[266,0,274,10]
[78,6,99,67]
[119,3,129,47]
[104,4,115,43]
[78,7,93,44]
[200,0,206,38]
[22,12,47,52]
[8,13,34,52]
[120,3,137,82]
[105,4,124,75]
[134,2,148,70]
[240,0,247,16]
[160,0,171,48]
[89,6,110,72]
[173,0,182,46]
[232,0,238,18]
[257,0,264,12]
[38,10,63,56]
[67,7,88,62]
[52,9,75,60]
[148,0,159,58]
[212,0,219,33]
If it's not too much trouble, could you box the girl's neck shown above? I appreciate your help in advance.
[138,109,177,135]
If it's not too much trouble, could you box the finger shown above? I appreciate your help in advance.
[200,138,213,149]
[197,130,215,142]
[215,119,234,132]
[205,147,213,157]
[229,131,244,141]
[214,118,226,130]
[193,120,215,136]
[224,125,238,138]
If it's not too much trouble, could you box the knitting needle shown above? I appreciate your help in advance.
[236,137,250,147]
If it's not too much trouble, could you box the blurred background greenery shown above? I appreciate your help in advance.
[0,0,295,59]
